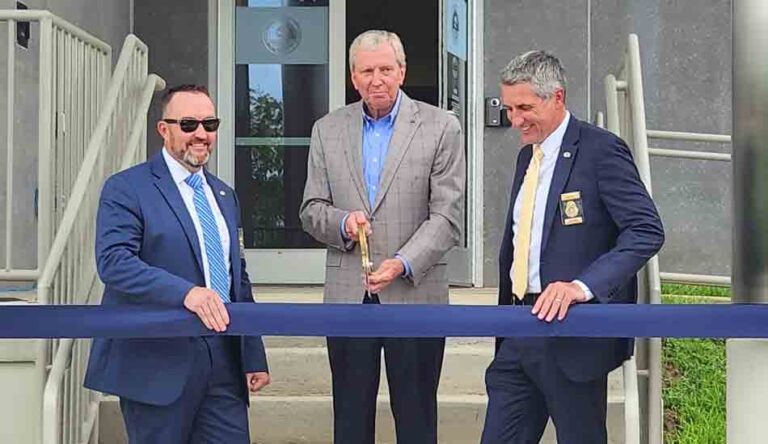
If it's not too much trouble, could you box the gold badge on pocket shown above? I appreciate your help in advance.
[560,191,584,226]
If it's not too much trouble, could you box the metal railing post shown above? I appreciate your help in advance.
[5,19,16,272]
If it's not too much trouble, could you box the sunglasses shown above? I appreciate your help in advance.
[162,118,221,133]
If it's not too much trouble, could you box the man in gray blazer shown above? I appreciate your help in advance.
[300,30,465,444]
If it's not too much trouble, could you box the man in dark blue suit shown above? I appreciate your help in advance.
[480,52,664,444]
[84,85,270,443]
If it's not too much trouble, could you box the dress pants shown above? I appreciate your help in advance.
[119,336,249,444]
[327,335,445,444]
[481,335,608,444]
[482,294,608,444]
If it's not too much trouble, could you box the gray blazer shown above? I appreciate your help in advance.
[300,93,465,304]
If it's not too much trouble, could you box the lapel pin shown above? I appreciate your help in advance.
[563,152,572,158]
[219,190,226,196]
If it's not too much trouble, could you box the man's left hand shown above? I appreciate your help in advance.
[366,258,405,294]
[531,281,588,322]
[246,372,271,393]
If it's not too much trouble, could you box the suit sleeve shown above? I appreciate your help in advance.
[232,191,269,373]
[299,121,355,251]
[95,175,194,307]
[397,115,466,285]
[577,136,665,302]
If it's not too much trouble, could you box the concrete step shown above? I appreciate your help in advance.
[252,286,498,305]
[262,342,624,399]
[99,394,626,444]
[263,343,494,397]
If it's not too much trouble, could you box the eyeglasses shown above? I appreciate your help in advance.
[162,118,221,133]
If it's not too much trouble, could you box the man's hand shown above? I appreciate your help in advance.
[183,287,230,332]
[344,211,371,240]
[531,281,588,322]
[366,258,405,294]
[246,372,271,393]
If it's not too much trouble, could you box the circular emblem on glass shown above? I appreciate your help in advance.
[262,16,302,56]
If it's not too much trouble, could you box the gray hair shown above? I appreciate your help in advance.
[349,30,407,71]
[500,50,567,99]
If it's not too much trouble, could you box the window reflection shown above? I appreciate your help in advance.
[235,0,328,249]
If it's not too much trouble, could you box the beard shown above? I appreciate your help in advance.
[182,145,210,169]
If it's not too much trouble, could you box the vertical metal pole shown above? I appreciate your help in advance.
[729,1,768,442]
[604,74,620,136]
[38,17,54,279]
[5,19,16,271]
[626,34,663,444]
[36,16,54,444]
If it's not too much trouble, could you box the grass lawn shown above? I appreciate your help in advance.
[661,283,730,298]
[662,292,727,444]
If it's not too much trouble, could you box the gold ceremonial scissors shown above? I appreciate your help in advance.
[359,226,374,293]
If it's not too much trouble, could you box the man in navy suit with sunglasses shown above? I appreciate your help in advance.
[85,85,269,443]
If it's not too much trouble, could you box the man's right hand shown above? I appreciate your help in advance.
[184,287,230,332]
[344,211,372,241]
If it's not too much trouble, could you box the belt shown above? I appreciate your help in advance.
[511,292,540,306]
[363,292,381,304]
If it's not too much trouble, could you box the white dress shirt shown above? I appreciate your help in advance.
[509,112,593,300]
[162,148,231,288]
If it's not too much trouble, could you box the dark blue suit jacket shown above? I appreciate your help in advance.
[84,153,268,405]
[498,116,664,382]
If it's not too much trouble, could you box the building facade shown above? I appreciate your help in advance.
[1,0,732,287]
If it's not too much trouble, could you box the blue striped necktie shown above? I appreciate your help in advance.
[185,173,230,303]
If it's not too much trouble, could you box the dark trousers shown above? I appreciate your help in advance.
[481,336,608,444]
[119,336,249,444]
[327,336,446,444]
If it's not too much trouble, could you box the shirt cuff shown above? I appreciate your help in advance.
[340,213,350,241]
[395,254,413,278]
[572,280,594,301]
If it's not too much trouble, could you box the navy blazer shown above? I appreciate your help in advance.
[498,116,664,382]
[84,153,268,406]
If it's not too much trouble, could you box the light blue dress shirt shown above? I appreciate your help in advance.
[341,92,412,277]
[362,91,402,206]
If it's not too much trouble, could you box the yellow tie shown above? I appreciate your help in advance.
[512,144,543,300]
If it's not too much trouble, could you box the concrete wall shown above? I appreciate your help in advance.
[482,0,732,285]
[133,0,209,157]
[0,0,130,271]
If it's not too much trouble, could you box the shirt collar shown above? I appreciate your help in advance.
[539,110,571,158]
[362,90,402,128]
[162,148,206,187]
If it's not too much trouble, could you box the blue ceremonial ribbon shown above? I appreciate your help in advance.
[1,303,768,339]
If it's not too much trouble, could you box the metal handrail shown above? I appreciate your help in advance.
[0,11,110,52]
[1,11,111,280]
[34,30,164,444]
[648,148,731,162]
[41,73,165,444]
[37,34,149,303]
[625,34,665,444]
[603,33,734,444]
[660,272,731,286]
[595,110,641,444]
[647,129,731,143]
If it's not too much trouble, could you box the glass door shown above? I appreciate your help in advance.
[216,0,481,285]
[217,0,345,283]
